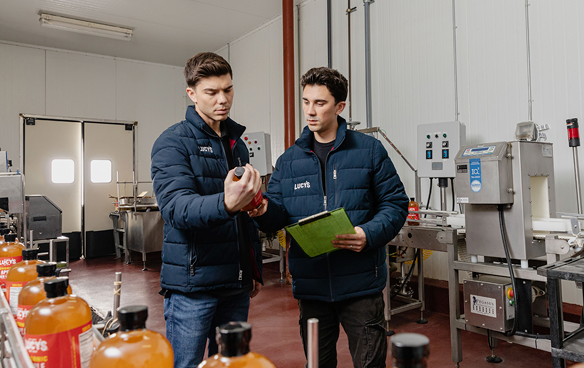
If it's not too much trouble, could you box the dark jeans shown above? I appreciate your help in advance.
[298,293,387,368]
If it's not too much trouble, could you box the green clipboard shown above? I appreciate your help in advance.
[285,208,355,258]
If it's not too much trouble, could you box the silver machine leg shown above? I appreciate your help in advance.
[113,272,122,320]
[448,236,462,365]
[307,318,319,368]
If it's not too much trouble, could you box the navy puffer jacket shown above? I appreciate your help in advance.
[255,117,408,302]
[151,106,262,293]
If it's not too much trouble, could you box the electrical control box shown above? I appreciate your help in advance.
[417,121,466,178]
[243,132,272,176]
[463,277,515,332]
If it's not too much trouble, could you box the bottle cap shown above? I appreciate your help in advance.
[0,228,10,236]
[410,197,415,201]
[21,248,40,261]
[391,333,429,361]
[118,305,148,332]
[234,166,245,180]
[37,262,58,277]
[4,233,17,243]
[217,322,252,357]
[44,277,69,298]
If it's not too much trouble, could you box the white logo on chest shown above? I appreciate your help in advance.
[294,181,311,190]
[200,146,213,153]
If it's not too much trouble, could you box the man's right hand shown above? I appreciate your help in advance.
[247,198,268,217]
[224,164,262,215]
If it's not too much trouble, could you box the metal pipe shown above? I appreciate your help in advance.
[347,1,355,119]
[113,272,122,320]
[307,318,319,368]
[49,239,55,263]
[363,0,374,128]
[440,187,448,212]
[283,0,296,149]
[29,230,33,250]
[327,0,332,68]
[452,0,459,120]
[525,0,533,121]
[573,147,583,214]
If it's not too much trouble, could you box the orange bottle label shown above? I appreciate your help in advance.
[25,320,93,368]
[17,304,33,335]
[6,280,27,314]
[0,256,23,288]
[407,206,420,220]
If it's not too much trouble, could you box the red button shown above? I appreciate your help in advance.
[244,136,248,140]
[507,288,514,299]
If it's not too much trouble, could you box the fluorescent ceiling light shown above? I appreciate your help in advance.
[39,12,133,41]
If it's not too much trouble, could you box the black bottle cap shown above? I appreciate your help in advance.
[21,248,40,261]
[37,262,57,277]
[43,277,69,298]
[410,197,415,202]
[217,322,251,357]
[391,333,429,361]
[4,233,17,243]
[234,166,245,180]
[0,228,10,236]
[118,305,148,332]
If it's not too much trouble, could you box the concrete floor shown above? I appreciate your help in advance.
[69,252,577,367]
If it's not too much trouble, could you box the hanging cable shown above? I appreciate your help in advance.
[424,178,433,218]
[391,249,421,299]
[450,177,455,211]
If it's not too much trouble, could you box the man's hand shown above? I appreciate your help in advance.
[247,198,268,217]
[332,226,367,252]
[224,164,262,214]
[250,280,262,298]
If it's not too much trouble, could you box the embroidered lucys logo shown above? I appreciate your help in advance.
[200,146,213,153]
[294,181,311,190]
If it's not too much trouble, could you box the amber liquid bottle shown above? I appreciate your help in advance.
[89,305,173,368]
[0,233,24,294]
[391,333,430,368]
[233,166,264,211]
[6,248,45,311]
[17,262,71,335]
[407,198,420,226]
[198,322,276,368]
[25,277,93,368]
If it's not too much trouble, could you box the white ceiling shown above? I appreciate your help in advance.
[0,0,300,66]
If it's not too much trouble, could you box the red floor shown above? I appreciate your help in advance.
[69,252,572,367]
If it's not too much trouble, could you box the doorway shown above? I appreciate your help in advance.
[21,115,135,259]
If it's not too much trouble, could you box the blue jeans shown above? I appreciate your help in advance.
[164,291,250,368]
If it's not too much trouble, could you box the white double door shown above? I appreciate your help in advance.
[23,117,133,257]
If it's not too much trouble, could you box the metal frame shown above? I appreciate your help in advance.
[20,113,137,258]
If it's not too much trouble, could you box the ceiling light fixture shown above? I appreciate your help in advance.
[39,12,133,41]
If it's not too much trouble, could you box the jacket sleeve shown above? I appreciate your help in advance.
[151,131,233,230]
[253,156,289,233]
[359,139,409,251]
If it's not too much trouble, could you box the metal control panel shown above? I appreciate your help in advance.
[417,121,466,178]
[243,132,272,176]
[463,277,515,332]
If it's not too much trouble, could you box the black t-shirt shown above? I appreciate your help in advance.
[311,139,335,192]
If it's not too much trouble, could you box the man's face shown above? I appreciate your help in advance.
[187,74,233,125]
[302,84,345,137]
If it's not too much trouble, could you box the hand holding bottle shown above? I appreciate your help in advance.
[224,164,262,214]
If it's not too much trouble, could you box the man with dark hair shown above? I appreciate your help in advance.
[151,52,264,367]
[249,66,408,368]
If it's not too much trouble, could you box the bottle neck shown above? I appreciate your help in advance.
[221,343,250,358]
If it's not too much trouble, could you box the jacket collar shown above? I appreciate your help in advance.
[185,105,246,141]
[296,115,348,152]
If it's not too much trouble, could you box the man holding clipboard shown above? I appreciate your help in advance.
[249,67,408,368]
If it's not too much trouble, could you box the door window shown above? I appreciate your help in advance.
[90,160,112,183]
[51,159,75,183]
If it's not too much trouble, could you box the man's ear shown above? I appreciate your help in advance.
[186,87,197,104]
[335,101,346,115]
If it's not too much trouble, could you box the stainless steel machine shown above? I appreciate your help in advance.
[25,195,62,240]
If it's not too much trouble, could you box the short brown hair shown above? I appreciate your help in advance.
[184,52,232,88]
[301,67,348,104]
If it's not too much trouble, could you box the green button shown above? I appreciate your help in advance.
[509,300,514,306]
[443,133,447,138]
[426,135,431,139]
[249,148,252,151]
[257,147,261,150]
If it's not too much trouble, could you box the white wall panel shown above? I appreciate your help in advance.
[46,51,116,120]
[456,0,530,145]
[116,60,185,185]
[0,43,45,171]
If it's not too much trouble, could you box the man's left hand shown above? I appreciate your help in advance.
[332,226,367,252]
[250,280,262,298]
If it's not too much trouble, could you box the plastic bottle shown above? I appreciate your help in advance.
[407,198,420,226]
[391,333,430,368]
[198,322,276,368]
[0,233,24,294]
[89,305,173,368]
[6,248,44,312]
[233,166,264,211]
[17,263,71,335]
[24,277,93,368]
